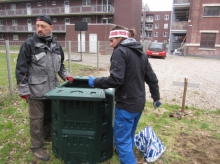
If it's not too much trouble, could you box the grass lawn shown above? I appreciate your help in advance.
[0,52,220,164]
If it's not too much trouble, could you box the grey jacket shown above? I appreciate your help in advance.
[16,32,70,99]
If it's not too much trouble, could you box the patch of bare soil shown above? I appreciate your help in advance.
[174,131,220,164]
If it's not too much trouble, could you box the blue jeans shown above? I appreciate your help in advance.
[114,106,142,164]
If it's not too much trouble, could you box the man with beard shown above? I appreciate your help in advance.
[16,15,73,161]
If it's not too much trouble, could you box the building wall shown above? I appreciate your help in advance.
[186,0,220,57]
[0,0,142,42]
[66,24,114,42]
[145,11,171,43]
[113,0,142,41]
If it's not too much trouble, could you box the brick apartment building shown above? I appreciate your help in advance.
[141,9,171,44]
[169,0,220,57]
[0,0,142,53]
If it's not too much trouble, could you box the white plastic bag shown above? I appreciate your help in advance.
[134,126,166,162]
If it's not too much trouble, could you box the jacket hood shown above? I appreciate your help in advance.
[120,38,144,56]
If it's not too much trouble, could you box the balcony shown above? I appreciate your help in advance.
[174,0,190,5]
[0,25,66,33]
[0,5,115,18]
[171,21,188,33]
[145,27,153,31]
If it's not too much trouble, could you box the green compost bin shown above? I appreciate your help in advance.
[44,76,115,164]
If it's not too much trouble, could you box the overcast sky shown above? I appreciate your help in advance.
[143,0,173,11]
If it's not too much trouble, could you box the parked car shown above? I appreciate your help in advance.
[146,42,166,58]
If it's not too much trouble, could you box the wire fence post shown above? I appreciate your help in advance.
[68,40,71,73]
[5,40,13,94]
[97,41,100,70]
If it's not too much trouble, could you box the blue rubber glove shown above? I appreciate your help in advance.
[153,101,162,109]
[88,76,95,87]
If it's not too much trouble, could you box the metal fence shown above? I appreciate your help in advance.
[0,39,150,100]
[0,40,113,99]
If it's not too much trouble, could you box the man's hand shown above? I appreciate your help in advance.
[88,76,95,87]
[153,101,161,109]
[65,76,73,84]
[21,95,29,103]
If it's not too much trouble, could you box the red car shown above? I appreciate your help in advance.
[146,42,166,59]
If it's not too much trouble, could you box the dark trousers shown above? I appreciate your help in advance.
[28,99,52,151]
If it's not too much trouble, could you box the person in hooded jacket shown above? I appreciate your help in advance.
[15,15,73,161]
[88,25,161,164]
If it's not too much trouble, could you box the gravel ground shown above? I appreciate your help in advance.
[146,55,220,110]
[70,53,220,110]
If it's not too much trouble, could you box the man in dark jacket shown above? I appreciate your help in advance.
[16,15,73,161]
[88,25,161,164]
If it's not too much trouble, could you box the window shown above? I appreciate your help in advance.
[37,2,41,6]
[13,35,19,41]
[0,20,3,26]
[102,18,112,24]
[53,18,57,23]
[12,19,17,26]
[0,5,2,10]
[146,24,152,30]
[164,23,168,29]
[82,0,91,6]
[204,6,220,16]
[200,33,216,48]
[52,1,56,5]
[65,18,70,24]
[164,15,169,20]
[146,32,152,37]
[146,16,153,22]
[0,34,4,40]
[82,18,91,23]
[155,15,160,20]
[10,4,16,10]
[155,24,159,29]
[154,32,158,37]
[163,32,168,37]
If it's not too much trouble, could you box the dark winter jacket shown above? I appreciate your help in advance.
[94,38,160,113]
[16,32,70,99]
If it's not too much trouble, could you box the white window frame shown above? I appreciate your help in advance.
[146,16,153,22]
[37,2,41,6]
[12,19,17,26]
[52,1,56,5]
[53,18,57,23]
[0,34,4,40]
[154,32,158,37]
[164,15,169,20]
[155,15,160,20]
[146,32,152,37]
[10,4,16,10]
[102,18,112,24]
[13,35,19,41]
[82,17,91,23]
[65,18,70,24]
[163,32,168,37]
[164,23,168,29]
[82,0,91,6]
[155,23,159,29]
[0,20,3,26]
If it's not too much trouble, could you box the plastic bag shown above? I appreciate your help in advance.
[134,126,166,162]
